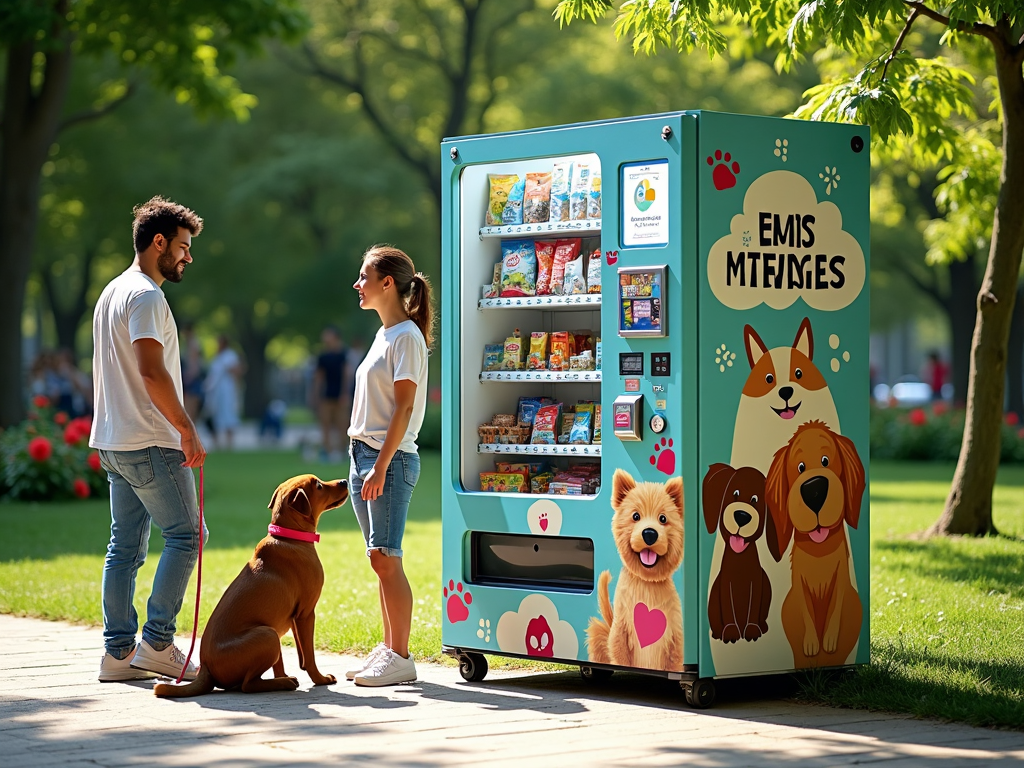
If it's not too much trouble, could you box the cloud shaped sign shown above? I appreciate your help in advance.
[707,170,865,311]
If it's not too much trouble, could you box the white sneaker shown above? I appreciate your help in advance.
[346,642,388,680]
[354,649,417,687]
[129,639,198,680]
[99,645,158,682]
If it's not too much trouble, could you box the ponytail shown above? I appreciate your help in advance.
[407,272,435,351]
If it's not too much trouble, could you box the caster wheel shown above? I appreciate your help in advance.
[682,677,716,708]
[458,652,488,682]
[580,665,613,682]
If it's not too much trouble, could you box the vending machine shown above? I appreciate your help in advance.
[439,112,870,707]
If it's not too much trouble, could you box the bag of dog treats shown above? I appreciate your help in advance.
[569,163,590,221]
[502,177,525,225]
[486,174,518,226]
[549,238,581,295]
[530,404,561,444]
[548,162,572,222]
[500,239,537,297]
[592,403,601,443]
[483,343,504,371]
[523,171,552,224]
[516,396,548,426]
[549,331,570,364]
[534,241,555,295]
[528,332,549,370]
[587,172,602,219]
[569,404,593,444]
[587,249,602,293]
[502,329,525,370]
[562,254,587,295]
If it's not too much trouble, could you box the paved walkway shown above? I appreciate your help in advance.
[2,615,1022,767]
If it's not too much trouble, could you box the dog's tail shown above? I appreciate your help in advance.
[597,570,613,626]
[153,665,215,698]
[585,571,614,663]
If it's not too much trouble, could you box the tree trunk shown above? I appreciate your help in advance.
[1006,282,1024,421]
[0,35,73,428]
[947,254,978,406]
[237,319,268,420]
[931,42,1024,536]
[40,245,96,355]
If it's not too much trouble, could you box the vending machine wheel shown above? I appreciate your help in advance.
[681,678,716,709]
[458,652,488,682]
[579,665,614,683]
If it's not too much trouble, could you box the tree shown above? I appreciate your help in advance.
[0,0,306,428]
[556,0,1023,536]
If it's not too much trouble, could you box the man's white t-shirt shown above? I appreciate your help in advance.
[348,319,428,454]
[89,269,183,451]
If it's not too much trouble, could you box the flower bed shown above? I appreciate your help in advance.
[0,396,107,502]
[869,402,1024,463]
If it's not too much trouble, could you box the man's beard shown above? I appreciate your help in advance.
[157,245,184,283]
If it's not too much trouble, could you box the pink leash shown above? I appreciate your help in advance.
[176,465,203,684]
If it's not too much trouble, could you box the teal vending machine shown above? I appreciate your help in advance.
[439,112,870,707]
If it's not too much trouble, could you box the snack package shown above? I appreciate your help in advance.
[495,462,532,480]
[562,255,587,295]
[549,481,583,495]
[500,239,537,297]
[534,241,555,296]
[479,472,528,493]
[587,172,602,219]
[486,174,518,226]
[523,171,553,224]
[502,329,525,370]
[531,472,554,494]
[549,331,570,364]
[592,403,602,443]
[528,332,549,370]
[587,249,602,294]
[570,404,594,444]
[549,238,581,295]
[548,353,564,372]
[531,404,562,444]
[483,343,504,371]
[483,262,502,299]
[569,163,591,221]
[548,162,572,222]
[595,337,602,370]
[572,329,594,355]
[502,177,526,225]
[516,396,548,426]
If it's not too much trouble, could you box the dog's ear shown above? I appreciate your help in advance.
[289,487,312,520]
[793,317,814,360]
[834,432,865,529]
[743,325,769,369]
[268,486,280,511]
[765,443,793,560]
[611,469,636,510]
[701,463,733,534]
[663,476,684,516]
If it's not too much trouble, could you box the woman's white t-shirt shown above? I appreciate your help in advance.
[348,319,428,453]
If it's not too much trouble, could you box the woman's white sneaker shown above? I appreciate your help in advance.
[353,649,417,686]
[345,642,388,680]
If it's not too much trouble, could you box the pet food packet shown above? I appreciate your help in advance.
[500,239,537,297]
[523,171,552,224]
[482,261,501,299]
[531,472,554,494]
[549,481,583,495]
[587,172,602,219]
[587,249,602,293]
[549,331,570,363]
[516,397,544,426]
[569,404,594,444]
[558,407,575,443]
[486,174,518,226]
[530,404,561,444]
[483,343,504,371]
[502,177,525,225]
[548,353,564,372]
[549,238,581,295]
[548,162,572,222]
[595,338,602,370]
[502,329,525,370]
[528,332,549,370]
[534,240,555,295]
[572,329,593,355]
[569,163,591,221]
[562,255,587,295]
[592,404,602,443]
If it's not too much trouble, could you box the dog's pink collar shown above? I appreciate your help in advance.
[268,524,320,543]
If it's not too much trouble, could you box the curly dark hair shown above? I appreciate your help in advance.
[132,196,204,254]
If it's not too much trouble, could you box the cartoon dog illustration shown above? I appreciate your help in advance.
[702,463,773,643]
[587,469,684,672]
[731,317,839,475]
[766,420,865,668]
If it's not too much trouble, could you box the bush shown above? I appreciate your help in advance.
[0,396,107,502]
[869,402,1024,463]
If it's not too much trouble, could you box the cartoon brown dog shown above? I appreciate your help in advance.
[587,469,684,672]
[766,421,865,668]
[154,474,348,697]
[702,463,773,643]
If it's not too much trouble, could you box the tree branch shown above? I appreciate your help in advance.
[892,258,947,309]
[359,30,454,79]
[881,7,919,82]
[901,1,1001,45]
[59,82,136,133]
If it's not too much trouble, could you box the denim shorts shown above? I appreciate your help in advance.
[348,440,420,558]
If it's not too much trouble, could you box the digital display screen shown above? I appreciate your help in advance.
[619,352,644,376]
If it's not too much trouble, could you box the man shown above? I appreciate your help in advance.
[90,196,208,682]
[313,326,350,460]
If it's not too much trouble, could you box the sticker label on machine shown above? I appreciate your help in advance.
[622,160,669,247]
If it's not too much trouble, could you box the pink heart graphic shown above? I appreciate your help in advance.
[605,250,618,265]
[633,602,667,648]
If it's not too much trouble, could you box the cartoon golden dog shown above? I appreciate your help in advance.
[766,421,865,668]
[587,469,684,672]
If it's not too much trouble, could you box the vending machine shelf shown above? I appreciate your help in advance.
[479,219,601,239]
[477,443,602,457]
[480,371,601,383]
[478,295,602,310]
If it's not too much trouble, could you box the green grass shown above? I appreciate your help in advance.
[1,454,1023,727]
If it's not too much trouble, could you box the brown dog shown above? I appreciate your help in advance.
[154,474,348,697]
[702,463,773,643]
[587,469,684,672]
[766,421,865,668]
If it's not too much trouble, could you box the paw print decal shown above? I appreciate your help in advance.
[819,165,840,195]
[715,343,736,373]
[649,437,675,475]
[444,579,472,623]
[477,618,491,643]
[774,138,788,162]
[707,149,740,190]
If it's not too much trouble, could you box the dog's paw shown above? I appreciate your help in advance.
[803,631,820,657]
[283,676,300,690]
[742,623,763,642]
[822,626,840,654]
[312,673,337,686]
[722,623,741,643]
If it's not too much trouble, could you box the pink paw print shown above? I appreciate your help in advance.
[707,150,740,190]
[538,511,549,532]
[444,579,472,623]
[649,437,676,475]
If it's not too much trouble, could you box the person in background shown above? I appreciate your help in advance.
[180,324,205,423]
[925,350,949,400]
[90,195,207,683]
[203,335,244,449]
[313,326,350,461]
[345,245,432,687]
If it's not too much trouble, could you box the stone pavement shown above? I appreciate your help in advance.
[2,615,1022,767]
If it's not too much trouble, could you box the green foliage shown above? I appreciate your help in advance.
[870,402,1024,463]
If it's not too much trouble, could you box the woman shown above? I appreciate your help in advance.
[345,245,432,686]
[203,335,243,450]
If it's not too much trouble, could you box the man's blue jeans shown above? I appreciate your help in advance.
[99,447,208,659]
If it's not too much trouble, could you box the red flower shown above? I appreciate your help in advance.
[73,478,90,499]
[64,424,85,445]
[1018,427,1024,439]
[28,436,53,462]
[1006,412,1020,426]
[932,401,949,416]
[87,451,102,472]
[54,411,69,425]
[33,395,49,408]
[909,408,927,426]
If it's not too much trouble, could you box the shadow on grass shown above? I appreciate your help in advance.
[876,539,1024,599]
